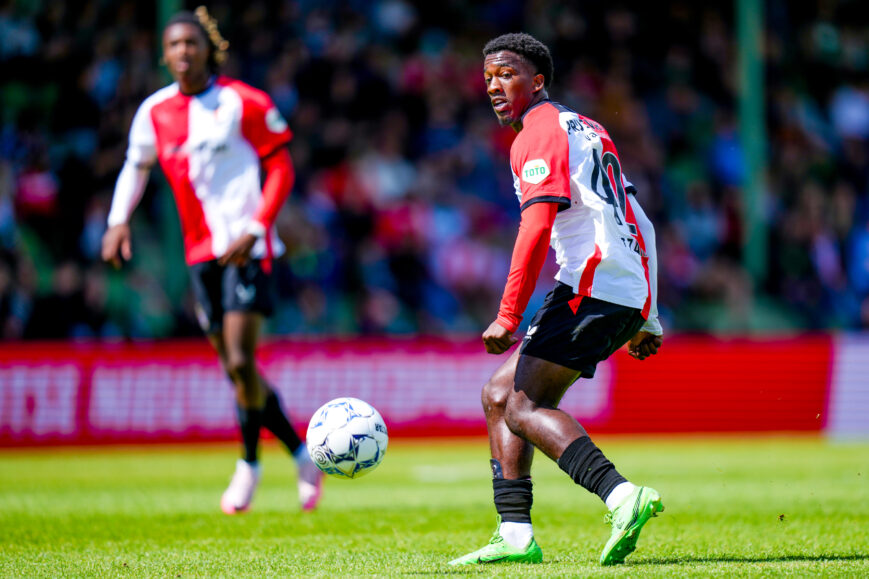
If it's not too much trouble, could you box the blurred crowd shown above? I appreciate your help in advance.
[2,0,869,340]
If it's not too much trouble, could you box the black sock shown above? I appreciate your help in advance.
[557,436,626,502]
[493,478,534,524]
[236,405,263,463]
[262,390,303,454]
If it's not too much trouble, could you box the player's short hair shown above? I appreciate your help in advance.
[165,6,229,72]
[483,33,554,88]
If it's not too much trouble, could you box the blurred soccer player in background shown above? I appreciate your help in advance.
[450,33,664,566]
[101,7,322,514]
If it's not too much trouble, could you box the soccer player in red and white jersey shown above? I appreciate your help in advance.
[101,7,322,514]
[449,33,664,567]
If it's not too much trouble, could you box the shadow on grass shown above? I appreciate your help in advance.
[391,554,869,575]
[638,553,869,565]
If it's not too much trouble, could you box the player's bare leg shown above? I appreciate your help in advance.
[211,311,266,514]
[450,349,543,565]
[507,354,663,565]
[504,354,584,460]
[483,349,534,479]
[222,311,268,405]
[210,312,322,512]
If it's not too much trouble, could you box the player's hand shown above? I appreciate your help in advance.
[218,233,257,266]
[627,331,663,360]
[101,224,133,269]
[482,320,518,355]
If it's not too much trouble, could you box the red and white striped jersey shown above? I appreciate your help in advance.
[510,100,652,316]
[116,76,291,265]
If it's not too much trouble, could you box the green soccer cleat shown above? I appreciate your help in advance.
[448,517,543,565]
[600,486,664,566]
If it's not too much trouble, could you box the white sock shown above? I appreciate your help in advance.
[499,521,533,549]
[605,481,637,510]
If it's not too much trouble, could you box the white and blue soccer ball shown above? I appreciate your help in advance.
[306,397,388,479]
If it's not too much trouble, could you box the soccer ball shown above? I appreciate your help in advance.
[306,397,388,479]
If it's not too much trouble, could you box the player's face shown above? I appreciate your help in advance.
[483,51,544,129]
[162,23,210,89]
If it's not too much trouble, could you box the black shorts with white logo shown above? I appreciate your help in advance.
[188,259,274,334]
[519,282,645,377]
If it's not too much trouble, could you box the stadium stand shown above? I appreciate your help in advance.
[1,0,868,339]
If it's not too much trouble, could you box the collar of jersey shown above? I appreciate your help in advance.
[177,75,218,98]
[520,98,551,122]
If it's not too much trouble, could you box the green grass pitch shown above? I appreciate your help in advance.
[1,436,867,577]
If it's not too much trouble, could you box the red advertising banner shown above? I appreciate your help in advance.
[603,334,834,433]
[0,335,836,446]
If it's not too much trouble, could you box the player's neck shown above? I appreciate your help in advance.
[178,73,215,96]
[512,92,549,133]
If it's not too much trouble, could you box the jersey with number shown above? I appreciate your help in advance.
[125,76,291,265]
[510,100,651,316]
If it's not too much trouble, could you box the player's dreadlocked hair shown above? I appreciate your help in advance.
[483,33,554,89]
[165,6,229,72]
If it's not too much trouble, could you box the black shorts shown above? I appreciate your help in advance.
[519,282,645,377]
[188,259,274,334]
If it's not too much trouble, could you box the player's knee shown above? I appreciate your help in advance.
[224,351,253,379]
[231,375,262,408]
[503,394,532,437]
[481,377,511,415]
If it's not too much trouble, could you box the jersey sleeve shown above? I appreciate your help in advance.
[126,101,158,168]
[511,108,571,213]
[235,82,292,159]
[496,201,558,333]
[106,100,157,226]
[106,160,150,227]
[252,147,294,231]
[627,194,663,335]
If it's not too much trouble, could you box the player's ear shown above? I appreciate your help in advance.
[532,73,545,93]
